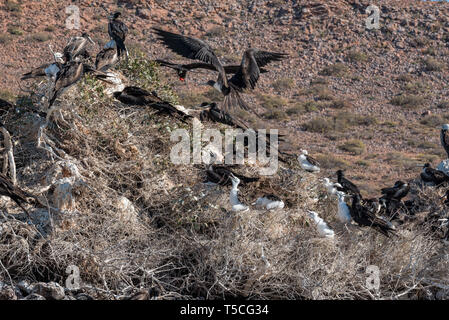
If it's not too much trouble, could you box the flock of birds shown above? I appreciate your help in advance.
[0,11,448,243]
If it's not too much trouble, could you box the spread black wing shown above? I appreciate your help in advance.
[152,28,226,86]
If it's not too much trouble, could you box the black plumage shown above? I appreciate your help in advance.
[206,164,259,186]
[199,102,249,129]
[0,99,14,116]
[440,125,449,158]
[380,180,410,201]
[420,163,449,186]
[108,12,128,59]
[153,27,287,116]
[361,198,381,215]
[64,32,94,61]
[154,59,268,82]
[336,170,361,197]
[379,197,407,220]
[350,194,396,237]
[48,60,85,108]
[113,86,192,123]
[21,61,63,80]
[95,47,118,71]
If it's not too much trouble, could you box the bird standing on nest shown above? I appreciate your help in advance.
[336,170,361,197]
[420,163,449,186]
[95,40,119,72]
[205,151,259,186]
[229,174,249,212]
[63,32,95,62]
[350,194,396,237]
[298,150,320,172]
[336,191,351,224]
[108,12,128,60]
[322,178,342,196]
[307,210,335,239]
[253,194,284,210]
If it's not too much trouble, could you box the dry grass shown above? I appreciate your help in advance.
[1,52,448,300]
[319,63,349,77]
[390,94,425,109]
[338,139,366,155]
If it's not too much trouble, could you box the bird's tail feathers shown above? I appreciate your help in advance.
[223,87,261,118]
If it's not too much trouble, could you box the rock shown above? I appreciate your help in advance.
[17,280,33,295]
[0,283,17,300]
[115,196,138,223]
[44,161,86,212]
[75,293,94,300]
[31,282,65,300]
[51,177,78,211]
[45,161,82,186]
[136,7,151,20]
[22,293,46,300]
[437,160,449,176]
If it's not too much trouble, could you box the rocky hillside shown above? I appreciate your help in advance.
[0,0,449,300]
[3,0,449,195]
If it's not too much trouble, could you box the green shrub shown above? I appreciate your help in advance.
[423,57,444,72]
[7,26,23,35]
[0,33,11,44]
[303,118,333,133]
[346,50,368,63]
[319,63,348,77]
[44,26,56,32]
[206,26,226,37]
[328,99,352,109]
[272,78,294,91]
[396,74,413,82]
[286,101,319,115]
[390,94,425,109]
[29,32,52,42]
[338,139,366,155]
[315,154,350,169]
[5,0,21,12]
[118,48,178,104]
[309,85,333,101]
[263,109,288,120]
[257,94,287,110]
[420,115,442,127]
[310,77,328,85]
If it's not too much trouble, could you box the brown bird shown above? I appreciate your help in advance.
[48,60,85,108]
[350,194,396,237]
[113,86,192,123]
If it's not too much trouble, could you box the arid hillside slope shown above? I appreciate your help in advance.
[2,0,449,195]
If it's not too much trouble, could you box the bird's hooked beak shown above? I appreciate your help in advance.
[179,77,185,82]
